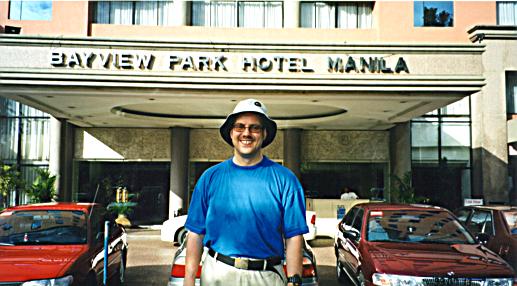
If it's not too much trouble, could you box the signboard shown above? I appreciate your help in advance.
[464,199,483,206]
[337,205,346,219]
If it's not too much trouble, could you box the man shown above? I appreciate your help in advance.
[184,99,308,286]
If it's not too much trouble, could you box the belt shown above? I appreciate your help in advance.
[207,248,282,271]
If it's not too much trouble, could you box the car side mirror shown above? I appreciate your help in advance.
[344,229,360,241]
[475,232,490,245]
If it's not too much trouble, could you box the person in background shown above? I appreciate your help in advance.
[184,98,308,286]
[340,186,359,200]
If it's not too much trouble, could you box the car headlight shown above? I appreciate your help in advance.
[21,275,73,286]
[372,273,513,286]
[373,273,423,286]
[486,278,513,286]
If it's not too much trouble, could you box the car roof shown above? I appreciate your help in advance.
[356,202,447,212]
[463,205,517,211]
[1,202,98,214]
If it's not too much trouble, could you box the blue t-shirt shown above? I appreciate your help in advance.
[185,156,308,259]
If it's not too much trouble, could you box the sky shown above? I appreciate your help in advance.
[9,0,52,21]
[414,1,454,27]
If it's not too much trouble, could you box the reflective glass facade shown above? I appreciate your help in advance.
[411,97,472,210]
[0,97,51,205]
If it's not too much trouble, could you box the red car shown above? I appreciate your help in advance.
[335,203,515,286]
[0,202,128,286]
[455,205,517,272]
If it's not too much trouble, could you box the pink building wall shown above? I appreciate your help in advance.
[0,1,89,36]
[0,1,497,43]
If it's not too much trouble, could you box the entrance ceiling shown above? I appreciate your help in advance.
[1,84,465,131]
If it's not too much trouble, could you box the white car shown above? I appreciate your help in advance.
[161,215,188,245]
[162,211,317,245]
[168,235,319,286]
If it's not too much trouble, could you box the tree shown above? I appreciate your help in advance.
[438,10,451,27]
[0,164,25,209]
[423,7,438,26]
[26,169,57,203]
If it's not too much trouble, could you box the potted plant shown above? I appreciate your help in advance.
[26,169,57,203]
[0,164,26,208]
[107,187,137,227]
[390,171,428,204]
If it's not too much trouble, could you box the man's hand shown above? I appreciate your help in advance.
[184,232,204,286]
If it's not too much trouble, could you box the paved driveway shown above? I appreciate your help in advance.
[125,229,340,286]
[125,229,176,286]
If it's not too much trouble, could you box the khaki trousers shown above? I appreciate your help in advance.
[201,254,287,286]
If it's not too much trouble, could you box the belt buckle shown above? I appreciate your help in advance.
[234,257,249,269]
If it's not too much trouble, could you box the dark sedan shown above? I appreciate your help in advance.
[335,203,515,286]
[0,202,128,286]
[455,205,517,272]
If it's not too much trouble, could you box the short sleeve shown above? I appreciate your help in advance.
[282,173,309,238]
[185,172,209,235]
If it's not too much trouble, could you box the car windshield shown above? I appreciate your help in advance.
[367,209,476,244]
[503,210,517,234]
[0,210,87,245]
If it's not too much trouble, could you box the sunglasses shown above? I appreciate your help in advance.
[232,123,264,133]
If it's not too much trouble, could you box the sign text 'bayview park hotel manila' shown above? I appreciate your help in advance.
[50,50,410,75]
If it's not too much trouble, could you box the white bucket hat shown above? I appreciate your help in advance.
[219,99,277,148]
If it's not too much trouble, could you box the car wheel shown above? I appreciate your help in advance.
[336,259,347,284]
[177,228,188,245]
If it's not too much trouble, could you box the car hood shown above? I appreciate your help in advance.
[0,245,88,282]
[367,242,513,277]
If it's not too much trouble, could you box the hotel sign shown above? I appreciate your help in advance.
[50,51,409,74]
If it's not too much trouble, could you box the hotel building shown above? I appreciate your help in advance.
[0,1,516,224]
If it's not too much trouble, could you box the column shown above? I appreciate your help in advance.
[283,1,300,28]
[49,117,61,197]
[389,122,412,201]
[169,127,190,219]
[172,0,188,26]
[58,120,75,202]
[283,128,301,179]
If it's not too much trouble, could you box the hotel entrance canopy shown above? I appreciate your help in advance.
[0,35,485,130]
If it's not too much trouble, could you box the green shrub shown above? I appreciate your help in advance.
[26,169,57,203]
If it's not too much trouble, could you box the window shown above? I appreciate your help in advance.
[191,1,283,28]
[77,161,170,225]
[9,0,52,20]
[411,97,472,210]
[94,1,175,26]
[414,1,453,27]
[300,2,373,29]
[506,71,517,114]
[466,210,494,235]
[498,1,517,25]
[301,162,387,199]
[0,98,51,206]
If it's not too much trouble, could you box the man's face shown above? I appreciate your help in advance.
[230,113,267,159]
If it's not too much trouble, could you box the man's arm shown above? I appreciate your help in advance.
[285,234,304,285]
[184,232,204,286]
